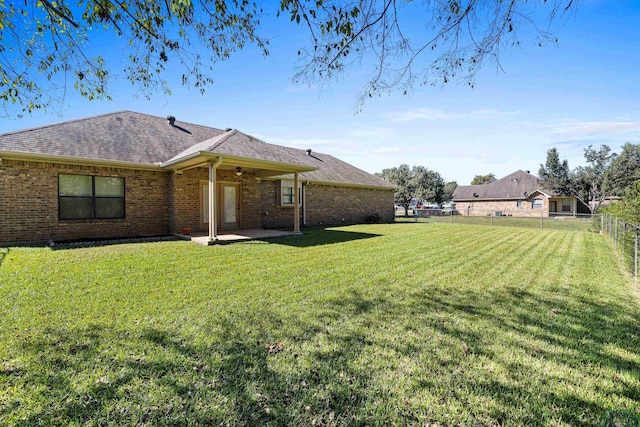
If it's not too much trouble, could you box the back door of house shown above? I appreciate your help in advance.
[200,183,241,231]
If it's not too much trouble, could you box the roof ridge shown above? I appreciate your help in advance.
[220,131,312,166]
[208,129,238,151]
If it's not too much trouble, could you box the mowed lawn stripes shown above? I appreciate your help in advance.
[0,223,638,426]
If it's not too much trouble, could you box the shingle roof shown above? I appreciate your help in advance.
[165,129,319,167]
[165,129,394,188]
[452,170,550,200]
[273,149,395,189]
[0,111,394,189]
[0,111,226,165]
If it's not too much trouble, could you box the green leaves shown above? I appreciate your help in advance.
[471,173,496,185]
[0,0,268,114]
[380,164,445,211]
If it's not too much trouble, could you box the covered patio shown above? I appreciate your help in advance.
[161,129,317,244]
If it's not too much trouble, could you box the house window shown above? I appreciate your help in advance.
[532,198,543,210]
[59,174,125,220]
[282,186,294,205]
[562,198,572,212]
[279,180,301,206]
[516,200,523,208]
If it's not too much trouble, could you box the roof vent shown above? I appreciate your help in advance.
[525,170,530,174]
[167,115,176,126]
[225,127,232,132]
[473,192,479,197]
[306,149,312,156]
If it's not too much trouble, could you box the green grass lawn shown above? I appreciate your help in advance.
[1,224,639,426]
[396,214,598,232]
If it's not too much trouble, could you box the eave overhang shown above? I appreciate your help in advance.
[263,176,396,191]
[160,151,317,176]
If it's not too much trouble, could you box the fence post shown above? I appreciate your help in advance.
[601,214,604,233]
[540,212,543,230]
[633,228,638,282]
[609,214,613,237]
[622,223,626,256]
[491,211,493,226]
[450,208,453,224]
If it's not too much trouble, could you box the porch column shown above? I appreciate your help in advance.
[208,158,222,243]
[293,172,300,233]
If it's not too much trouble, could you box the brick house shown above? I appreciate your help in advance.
[452,170,588,217]
[0,111,395,245]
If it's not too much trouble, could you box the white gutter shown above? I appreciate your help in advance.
[0,151,164,171]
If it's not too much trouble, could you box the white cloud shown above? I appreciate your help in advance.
[388,108,521,122]
[253,134,341,148]
[550,120,640,138]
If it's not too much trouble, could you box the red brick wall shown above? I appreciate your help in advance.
[260,180,395,228]
[0,160,395,244]
[170,168,261,233]
[259,180,299,229]
[0,159,170,244]
[304,184,395,226]
[456,198,549,217]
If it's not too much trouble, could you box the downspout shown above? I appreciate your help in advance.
[293,172,301,233]
[208,156,223,244]
[302,182,307,226]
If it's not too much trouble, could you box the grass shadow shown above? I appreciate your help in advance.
[268,227,381,247]
[4,308,379,426]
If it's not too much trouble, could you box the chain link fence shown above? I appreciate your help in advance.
[601,213,640,282]
[395,208,599,233]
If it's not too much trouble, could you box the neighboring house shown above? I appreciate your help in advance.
[452,170,588,217]
[0,111,395,245]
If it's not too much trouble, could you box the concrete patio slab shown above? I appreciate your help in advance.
[176,229,302,245]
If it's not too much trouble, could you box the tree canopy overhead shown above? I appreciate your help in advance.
[0,0,577,117]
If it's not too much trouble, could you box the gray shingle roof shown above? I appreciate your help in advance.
[273,148,395,189]
[0,111,394,189]
[165,129,319,167]
[452,170,550,200]
[0,111,226,164]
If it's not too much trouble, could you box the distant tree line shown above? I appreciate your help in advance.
[376,165,456,217]
[378,142,640,219]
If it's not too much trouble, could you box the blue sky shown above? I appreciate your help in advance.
[2,1,639,185]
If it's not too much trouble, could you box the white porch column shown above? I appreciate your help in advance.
[208,159,222,243]
[293,172,300,233]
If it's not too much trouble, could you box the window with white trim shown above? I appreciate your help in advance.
[531,198,543,210]
[59,174,125,219]
[282,186,294,205]
[279,180,302,206]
